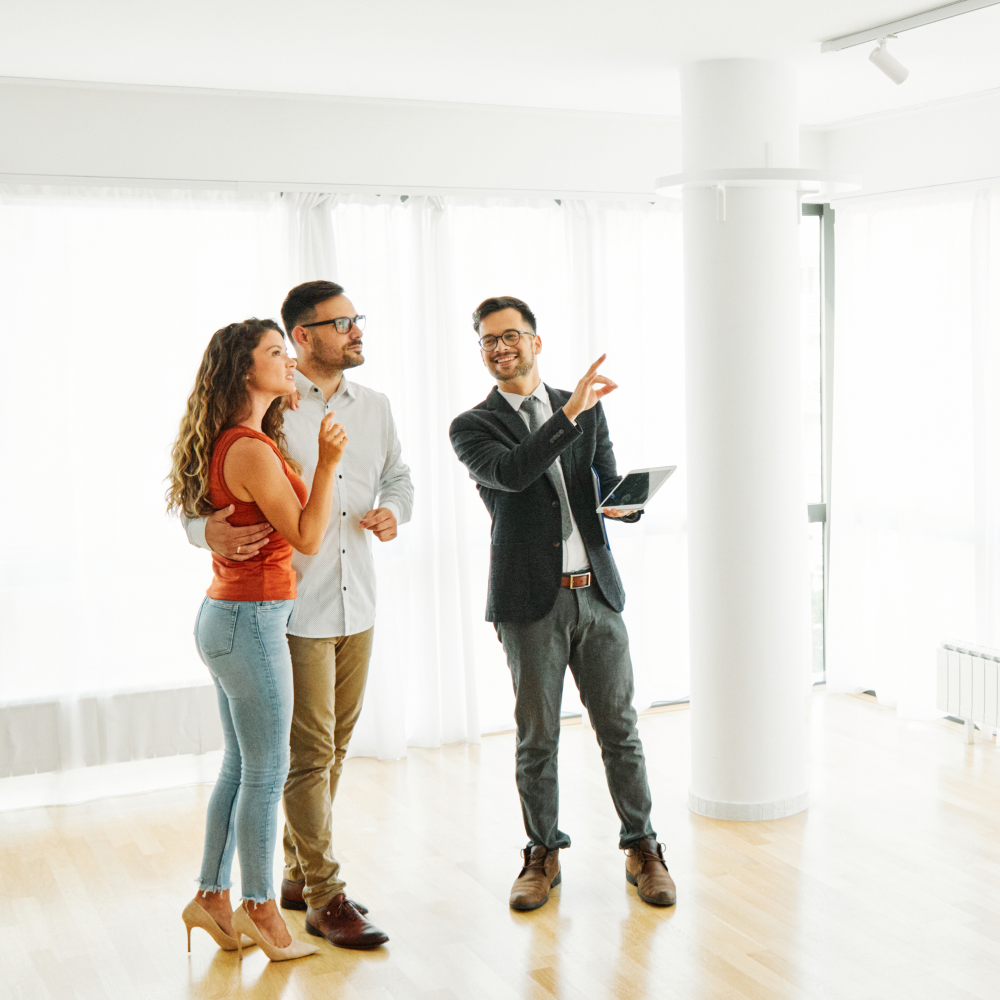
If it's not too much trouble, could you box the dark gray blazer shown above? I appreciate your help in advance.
[449,384,639,623]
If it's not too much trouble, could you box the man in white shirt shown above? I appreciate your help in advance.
[186,280,413,949]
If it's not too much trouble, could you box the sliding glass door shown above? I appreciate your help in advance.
[801,204,833,681]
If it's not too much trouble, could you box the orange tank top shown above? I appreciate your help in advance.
[206,426,308,602]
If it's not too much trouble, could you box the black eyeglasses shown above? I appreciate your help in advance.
[300,315,366,334]
[478,330,534,351]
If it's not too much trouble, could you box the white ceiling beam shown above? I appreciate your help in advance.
[821,0,1000,52]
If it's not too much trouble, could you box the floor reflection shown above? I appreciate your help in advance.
[509,883,567,997]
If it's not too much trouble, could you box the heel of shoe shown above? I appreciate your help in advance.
[182,898,242,953]
[625,871,638,886]
[551,872,562,888]
[280,896,307,911]
[233,903,318,962]
[232,905,253,961]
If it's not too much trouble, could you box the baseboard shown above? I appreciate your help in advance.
[688,789,809,821]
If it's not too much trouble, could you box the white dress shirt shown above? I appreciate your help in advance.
[186,370,414,638]
[497,384,590,574]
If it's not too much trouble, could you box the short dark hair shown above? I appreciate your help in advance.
[472,296,537,335]
[281,280,346,335]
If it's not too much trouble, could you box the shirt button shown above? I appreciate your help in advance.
[339,474,343,479]
[343,586,347,591]
[342,512,346,516]
[342,549,346,554]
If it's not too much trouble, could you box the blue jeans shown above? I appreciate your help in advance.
[194,597,294,903]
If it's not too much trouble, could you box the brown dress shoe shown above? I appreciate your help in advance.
[509,845,562,911]
[305,894,388,949]
[281,878,368,915]
[624,838,676,906]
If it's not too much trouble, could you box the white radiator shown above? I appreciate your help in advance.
[936,641,1000,743]
[0,684,223,778]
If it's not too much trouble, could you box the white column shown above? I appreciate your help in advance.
[683,60,810,821]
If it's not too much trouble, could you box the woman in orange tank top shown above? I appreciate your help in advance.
[167,318,347,961]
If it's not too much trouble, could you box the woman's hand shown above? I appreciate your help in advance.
[317,412,348,468]
[227,415,345,556]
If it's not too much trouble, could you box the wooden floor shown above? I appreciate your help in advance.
[3,691,1000,1000]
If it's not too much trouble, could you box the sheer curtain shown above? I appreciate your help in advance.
[827,186,1000,717]
[0,186,293,802]
[0,186,687,803]
[320,196,688,756]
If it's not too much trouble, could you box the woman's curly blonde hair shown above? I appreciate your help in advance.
[166,318,300,519]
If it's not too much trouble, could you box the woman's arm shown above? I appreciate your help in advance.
[223,415,347,555]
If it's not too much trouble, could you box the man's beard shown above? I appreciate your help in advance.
[312,341,365,376]
[492,353,534,382]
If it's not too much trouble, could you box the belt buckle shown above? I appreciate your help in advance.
[569,572,591,589]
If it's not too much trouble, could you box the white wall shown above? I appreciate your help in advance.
[824,90,1000,200]
[5,75,1000,210]
[0,78,681,197]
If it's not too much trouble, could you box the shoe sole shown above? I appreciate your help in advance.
[509,871,562,911]
[625,871,676,907]
[305,920,389,949]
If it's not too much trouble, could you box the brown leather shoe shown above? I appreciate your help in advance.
[305,894,388,949]
[280,878,368,915]
[509,845,562,911]
[624,838,676,906]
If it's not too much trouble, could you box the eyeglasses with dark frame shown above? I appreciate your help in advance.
[300,315,366,334]
[478,330,535,351]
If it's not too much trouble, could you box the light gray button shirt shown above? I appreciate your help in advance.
[497,384,590,573]
[185,370,414,637]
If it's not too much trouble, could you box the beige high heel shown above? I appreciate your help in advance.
[231,903,320,962]
[182,898,255,952]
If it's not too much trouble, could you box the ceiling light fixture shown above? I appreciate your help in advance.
[821,0,1000,53]
[869,36,909,85]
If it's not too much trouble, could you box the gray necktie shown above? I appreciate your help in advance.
[520,395,572,541]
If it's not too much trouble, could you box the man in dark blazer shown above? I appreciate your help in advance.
[449,296,676,912]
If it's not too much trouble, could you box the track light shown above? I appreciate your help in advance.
[869,36,909,85]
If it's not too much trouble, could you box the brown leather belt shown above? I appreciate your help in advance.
[561,572,591,589]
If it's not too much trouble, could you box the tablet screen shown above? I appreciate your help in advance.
[599,467,675,508]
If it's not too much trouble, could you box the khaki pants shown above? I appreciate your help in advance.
[282,628,374,910]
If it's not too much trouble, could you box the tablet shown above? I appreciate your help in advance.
[596,466,676,513]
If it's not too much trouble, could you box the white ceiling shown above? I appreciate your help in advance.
[2,0,999,124]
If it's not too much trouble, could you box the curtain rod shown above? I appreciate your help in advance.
[821,0,1000,52]
[0,172,672,206]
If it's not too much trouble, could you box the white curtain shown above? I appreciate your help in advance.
[0,186,297,802]
[316,195,689,756]
[284,191,337,281]
[0,186,291,746]
[827,186,1000,717]
[0,186,687,802]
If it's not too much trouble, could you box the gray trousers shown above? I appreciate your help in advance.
[497,586,655,850]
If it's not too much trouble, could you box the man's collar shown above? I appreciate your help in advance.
[293,369,356,401]
[496,381,546,411]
